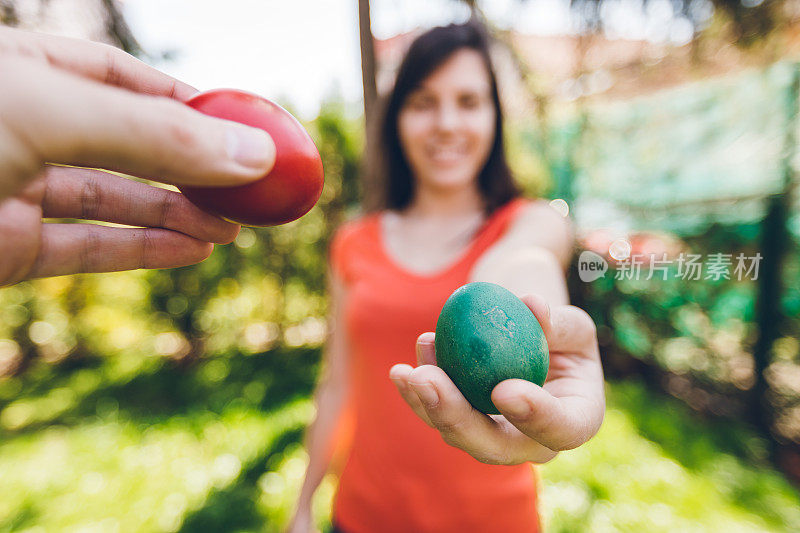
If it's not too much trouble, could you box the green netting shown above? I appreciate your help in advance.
[548,61,800,235]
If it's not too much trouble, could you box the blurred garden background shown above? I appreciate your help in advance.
[2,0,800,531]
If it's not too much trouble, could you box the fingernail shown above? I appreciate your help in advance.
[499,397,531,419]
[415,344,429,366]
[417,342,435,366]
[411,382,439,407]
[226,126,275,171]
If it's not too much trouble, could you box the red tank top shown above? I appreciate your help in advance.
[329,197,540,533]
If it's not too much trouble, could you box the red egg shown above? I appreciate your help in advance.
[180,89,324,226]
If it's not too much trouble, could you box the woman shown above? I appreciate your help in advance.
[290,21,605,533]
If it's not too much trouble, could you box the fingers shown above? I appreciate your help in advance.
[521,294,597,355]
[415,332,436,365]
[512,296,604,448]
[1,26,198,100]
[548,305,598,355]
[404,364,515,464]
[391,360,580,462]
[27,223,215,279]
[402,365,558,464]
[394,296,604,463]
[0,58,275,198]
[389,364,433,427]
[0,196,42,287]
[492,379,604,451]
[395,312,600,463]
[391,362,557,465]
[519,293,552,339]
[40,166,240,244]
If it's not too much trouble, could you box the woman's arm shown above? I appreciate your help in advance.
[288,271,350,533]
[471,200,573,303]
[390,202,605,465]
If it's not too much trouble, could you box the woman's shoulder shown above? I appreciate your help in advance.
[515,198,570,227]
[329,212,381,282]
[331,211,380,244]
[329,211,386,262]
[505,197,574,266]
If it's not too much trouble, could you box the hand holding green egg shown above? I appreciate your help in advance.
[390,286,605,465]
[435,282,549,414]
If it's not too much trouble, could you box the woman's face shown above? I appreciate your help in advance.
[397,48,496,196]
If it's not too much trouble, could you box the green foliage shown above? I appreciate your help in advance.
[572,211,800,442]
[0,399,313,533]
[532,61,800,445]
[541,380,800,533]
[1,369,798,531]
[0,93,799,531]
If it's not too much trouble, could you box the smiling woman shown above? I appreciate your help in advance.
[397,49,496,195]
[289,19,604,533]
[371,20,519,216]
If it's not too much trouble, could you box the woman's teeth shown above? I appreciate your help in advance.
[429,146,466,162]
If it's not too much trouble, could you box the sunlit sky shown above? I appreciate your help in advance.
[123,0,692,119]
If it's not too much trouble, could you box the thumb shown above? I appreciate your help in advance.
[2,58,275,193]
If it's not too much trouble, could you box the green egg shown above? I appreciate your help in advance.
[435,282,549,414]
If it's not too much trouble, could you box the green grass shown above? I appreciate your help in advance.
[0,400,312,533]
[0,374,797,532]
[540,381,800,532]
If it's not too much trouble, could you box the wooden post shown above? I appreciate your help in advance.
[357,0,380,209]
[358,0,377,126]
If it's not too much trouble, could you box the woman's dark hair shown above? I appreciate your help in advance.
[365,19,520,215]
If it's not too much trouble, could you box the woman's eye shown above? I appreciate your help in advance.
[459,95,481,109]
[408,95,434,110]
